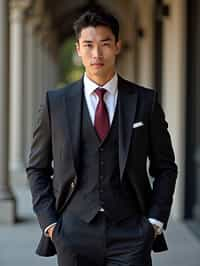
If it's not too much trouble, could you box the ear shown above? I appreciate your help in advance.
[75,42,81,56]
[115,40,122,55]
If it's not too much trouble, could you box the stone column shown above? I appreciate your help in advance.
[136,0,155,88]
[23,21,38,162]
[0,0,16,223]
[9,1,28,176]
[36,35,44,108]
[162,0,186,220]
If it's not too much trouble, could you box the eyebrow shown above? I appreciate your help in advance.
[82,38,113,43]
[82,40,93,43]
[100,38,112,42]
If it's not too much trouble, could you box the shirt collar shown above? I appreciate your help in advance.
[83,72,118,96]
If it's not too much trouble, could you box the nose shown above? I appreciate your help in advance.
[92,45,103,58]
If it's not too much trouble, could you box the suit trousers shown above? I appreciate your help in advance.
[52,210,155,266]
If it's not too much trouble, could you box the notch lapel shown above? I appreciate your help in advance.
[118,77,138,181]
[63,78,83,175]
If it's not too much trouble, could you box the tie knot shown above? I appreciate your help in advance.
[94,88,107,99]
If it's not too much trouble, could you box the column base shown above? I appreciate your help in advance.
[0,198,17,224]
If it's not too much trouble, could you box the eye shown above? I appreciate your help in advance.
[84,44,92,48]
[103,42,110,46]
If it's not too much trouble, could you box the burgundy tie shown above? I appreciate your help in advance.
[94,88,110,140]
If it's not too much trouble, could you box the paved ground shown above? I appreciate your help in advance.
[0,178,199,266]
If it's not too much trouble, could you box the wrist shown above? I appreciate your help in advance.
[148,218,163,235]
[47,224,56,239]
[44,222,57,237]
[152,224,162,235]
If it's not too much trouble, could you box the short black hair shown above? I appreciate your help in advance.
[73,8,120,42]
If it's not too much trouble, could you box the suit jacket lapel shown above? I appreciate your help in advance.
[118,76,138,181]
[64,78,83,175]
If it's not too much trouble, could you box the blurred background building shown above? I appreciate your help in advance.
[0,0,199,242]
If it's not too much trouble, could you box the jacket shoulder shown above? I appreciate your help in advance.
[119,76,156,102]
[47,79,82,99]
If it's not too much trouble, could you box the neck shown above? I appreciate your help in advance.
[86,71,116,86]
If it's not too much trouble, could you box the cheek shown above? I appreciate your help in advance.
[80,53,91,65]
[104,53,116,64]
[104,48,117,58]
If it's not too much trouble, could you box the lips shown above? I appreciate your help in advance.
[92,63,104,67]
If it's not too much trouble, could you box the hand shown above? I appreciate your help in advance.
[152,224,160,239]
[47,224,56,240]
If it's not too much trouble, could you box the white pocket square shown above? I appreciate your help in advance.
[132,122,144,128]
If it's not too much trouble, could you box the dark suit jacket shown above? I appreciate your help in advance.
[26,75,177,256]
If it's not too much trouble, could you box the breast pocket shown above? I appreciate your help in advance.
[131,123,147,149]
[132,123,145,137]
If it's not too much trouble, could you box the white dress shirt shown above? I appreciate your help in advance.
[83,72,118,126]
[44,72,163,236]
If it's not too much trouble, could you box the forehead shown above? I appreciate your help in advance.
[79,26,115,42]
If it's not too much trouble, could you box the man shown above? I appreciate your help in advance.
[27,9,177,266]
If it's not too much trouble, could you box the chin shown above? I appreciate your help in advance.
[92,70,105,76]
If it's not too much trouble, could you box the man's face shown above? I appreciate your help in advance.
[76,26,121,82]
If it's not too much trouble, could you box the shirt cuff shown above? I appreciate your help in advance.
[44,222,57,237]
[148,218,163,234]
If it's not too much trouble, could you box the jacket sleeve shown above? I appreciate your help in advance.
[26,92,58,231]
[148,92,178,229]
